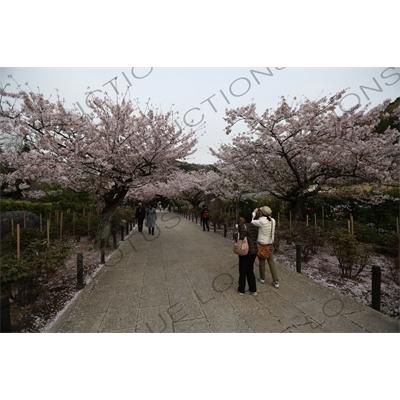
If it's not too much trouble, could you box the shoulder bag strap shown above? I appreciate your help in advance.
[269,219,274,242]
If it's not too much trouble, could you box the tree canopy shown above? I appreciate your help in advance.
[0,85,197,243]
[210,91,400,216]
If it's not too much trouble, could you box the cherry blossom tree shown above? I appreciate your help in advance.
[211,91,400,217]
[126,168,222,214]
[155,170,211,210]
[0,83,197,245]
[127,182,161,204]
[204,165,259,219]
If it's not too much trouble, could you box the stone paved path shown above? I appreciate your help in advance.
[47,212,399,333]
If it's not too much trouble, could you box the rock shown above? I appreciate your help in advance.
[0,211,40,238]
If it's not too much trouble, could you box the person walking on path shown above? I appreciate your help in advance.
[200,205,204,226]
[135,203,146,232]
[251,206,279,288]
[235,210,258,296]
[145,204,157,235]
[202,205,210,231]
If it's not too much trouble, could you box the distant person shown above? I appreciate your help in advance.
[135,203,146,232]
[235,210,258,296]
[146,204,157,235]
[251,206,279,288]
[202,205,210,231]
[200,205,205,225]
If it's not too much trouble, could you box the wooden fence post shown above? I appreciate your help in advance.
[17,224,20,259]
[47,220,50,247]
[73,211,76,237]
[77,253,84,289]
[60,211,63,241]
[1,295,12,333]
[371,266,381,312]
[296,244,301,273]
[100,239,105,264]
[350,213,354,236]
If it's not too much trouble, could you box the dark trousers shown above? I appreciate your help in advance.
[138,219,144,232]
[203,219,210,231]
[238,254,257,293]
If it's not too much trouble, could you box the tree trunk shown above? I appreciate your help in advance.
[289,197,306,221]
[94,208,115,249]
[235,198,240,221]
[94,187,128,249]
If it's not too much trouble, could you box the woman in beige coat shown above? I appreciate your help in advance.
[251,206,279,288]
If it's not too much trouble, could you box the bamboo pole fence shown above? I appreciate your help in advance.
[17,224,20,259]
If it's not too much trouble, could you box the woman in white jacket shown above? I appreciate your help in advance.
[251,206,279,288]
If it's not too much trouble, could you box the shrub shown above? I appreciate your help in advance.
[116,206,134,221]
[329,228,372,278]
[288,224,325,262]
[0,199,54,215]
[330,229,359,277]
[385,234,399,285]
[110,207,134,232]
[210,210,235,228]
[388,256,399,286]
[352,221,378,244]
[1,230,70,304]
[375,233,399,256]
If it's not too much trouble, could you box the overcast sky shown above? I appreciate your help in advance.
[2,3,399,165]
[1,67,399,164]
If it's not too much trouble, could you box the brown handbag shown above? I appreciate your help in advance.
[257,243,271,259]
[257,219,274,259]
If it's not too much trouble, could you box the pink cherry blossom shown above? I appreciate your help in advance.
[0,86,198,244]
[211,91,399,216]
